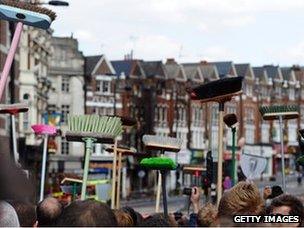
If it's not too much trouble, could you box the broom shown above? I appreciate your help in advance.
[0,103,28,164]
[140,157,177,218]
[0,0,56,100]
[106,145,136,209]
[31,124,57,202]
[143,134,182,212]
[109,116,136,209]
[189,76,243,205]
[223,113,238,186]
[65,115,123,201]
[259,105,299,191]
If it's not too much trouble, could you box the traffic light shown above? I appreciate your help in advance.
[206,151,213,186]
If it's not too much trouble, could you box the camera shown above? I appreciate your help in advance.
[173,211,182,221]
[182,187,196,196]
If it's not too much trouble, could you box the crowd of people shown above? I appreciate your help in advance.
[1,155,304,227]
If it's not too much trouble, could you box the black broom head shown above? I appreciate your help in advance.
[107,115,137,127]
[299,129,304,139]
[224,113,238,128]
[190,76,244,103]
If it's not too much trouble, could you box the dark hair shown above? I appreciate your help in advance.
[122,206,142,226]
[138,213,170,227]
[36,197,63,226]
[56,199,117,227]
[268,185,283,199]
[8,201,36,227]
[270,194,304,221]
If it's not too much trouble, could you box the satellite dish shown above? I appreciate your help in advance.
[240,153,267,180]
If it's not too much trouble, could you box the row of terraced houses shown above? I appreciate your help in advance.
[1,26,304,196]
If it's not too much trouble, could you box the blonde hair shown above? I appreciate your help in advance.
[198,203,217,226]
[218,181,264,218]
[113,209,134,226]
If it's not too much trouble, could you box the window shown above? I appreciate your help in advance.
[61,76,69,92]
[289,88,295,100]
[275,86,281,98]
[261,86,268,99]
[61,105,70,124]
[61,138,69,155]
[23,112,29,130]
[246,84,252,96]
[97,81,111,94]
[245,125,255,144]
[261,124,270,143]
[245,107,254,124]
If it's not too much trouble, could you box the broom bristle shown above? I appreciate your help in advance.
[223,113,238,128]
[190,76,243,102]
[259,105,299,120]
[142,135,183,151]
[140,157,177,170]
[297,155,304,166]
[67,115,123,138]
[1,0,56,21]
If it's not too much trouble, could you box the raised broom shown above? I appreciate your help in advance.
[259,105,299,191]
[65,115,123,201]
[31,124,57,202]
[0,103,28,165]
[142,134,182,213]
[223,113,238,186]
[190,76,243,205]
[0,0,56,100]
[140,157,177,219]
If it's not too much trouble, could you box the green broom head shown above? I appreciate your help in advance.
[297,156,304,166]
[140,157,177,170]
[259,105,299,120]
[142,135,182,152]
[66,115,123,142]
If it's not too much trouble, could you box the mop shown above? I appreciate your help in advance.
[31,124,57,202]
[142,134,182,213]
[190,76,243,205]
[65,115,123,201]
[259,105,299,191]
[0,0,56,100]
[0,102,28,164]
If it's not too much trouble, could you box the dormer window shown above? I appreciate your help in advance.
[97,80,111,94]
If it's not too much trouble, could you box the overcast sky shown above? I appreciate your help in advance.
[50,0,304,66]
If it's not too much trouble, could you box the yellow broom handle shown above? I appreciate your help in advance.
[217,103,224,205]
[116,151,122,209]
[111,139,118,209]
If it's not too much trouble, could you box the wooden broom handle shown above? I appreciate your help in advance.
[217,103,224,205]
[116,151,123,209]
[111,139,118,209]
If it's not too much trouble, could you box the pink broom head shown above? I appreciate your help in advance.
[31,124,57,136]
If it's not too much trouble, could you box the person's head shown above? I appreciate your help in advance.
[114,209,134,226]
[139,213,170,227]
[36,197,62,226]
[217,181,264,225]
[121,206,142,226]
[56,199,117,227]
[0,201,20,227]
[198,203,217,226]
[268,185,284,199]
[269,194,304,227]
[9,200,36,227]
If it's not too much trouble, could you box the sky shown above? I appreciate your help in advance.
[49,0,304,66]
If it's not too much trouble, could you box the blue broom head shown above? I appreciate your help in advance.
[0,0,56,30]
[190,76,244,102]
